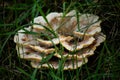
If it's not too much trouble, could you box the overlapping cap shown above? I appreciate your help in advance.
[14,10,106,70]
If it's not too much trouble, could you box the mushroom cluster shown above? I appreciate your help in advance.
[14,10,106,70]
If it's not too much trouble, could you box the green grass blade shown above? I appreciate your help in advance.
[16,67,31,77]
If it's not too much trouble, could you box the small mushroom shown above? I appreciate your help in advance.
[15,45,43,61]
[26,45,55,54]
[30,57,88,70]
[73,21,102,37]
[32,16,46,32]
[37,38,60,47]
[14,10,106,70]
[60,36,95,51]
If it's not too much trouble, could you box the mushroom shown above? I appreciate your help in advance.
[54,33,106,60]
[31,58,88,70]
[60,36,95,51]
[14,10,106,70]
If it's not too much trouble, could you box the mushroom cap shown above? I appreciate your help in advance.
[14,10,106,70]
[54,33,106,60]
[60,36,95,51]
[31,58,88,70]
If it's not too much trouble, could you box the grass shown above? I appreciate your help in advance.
[0,0,120,80]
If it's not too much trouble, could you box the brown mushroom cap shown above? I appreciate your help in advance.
[15,45,43,61]
[54,33,106,60]
[60,36,95,51]
[31,58,88,70]
[14,10,106,70]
